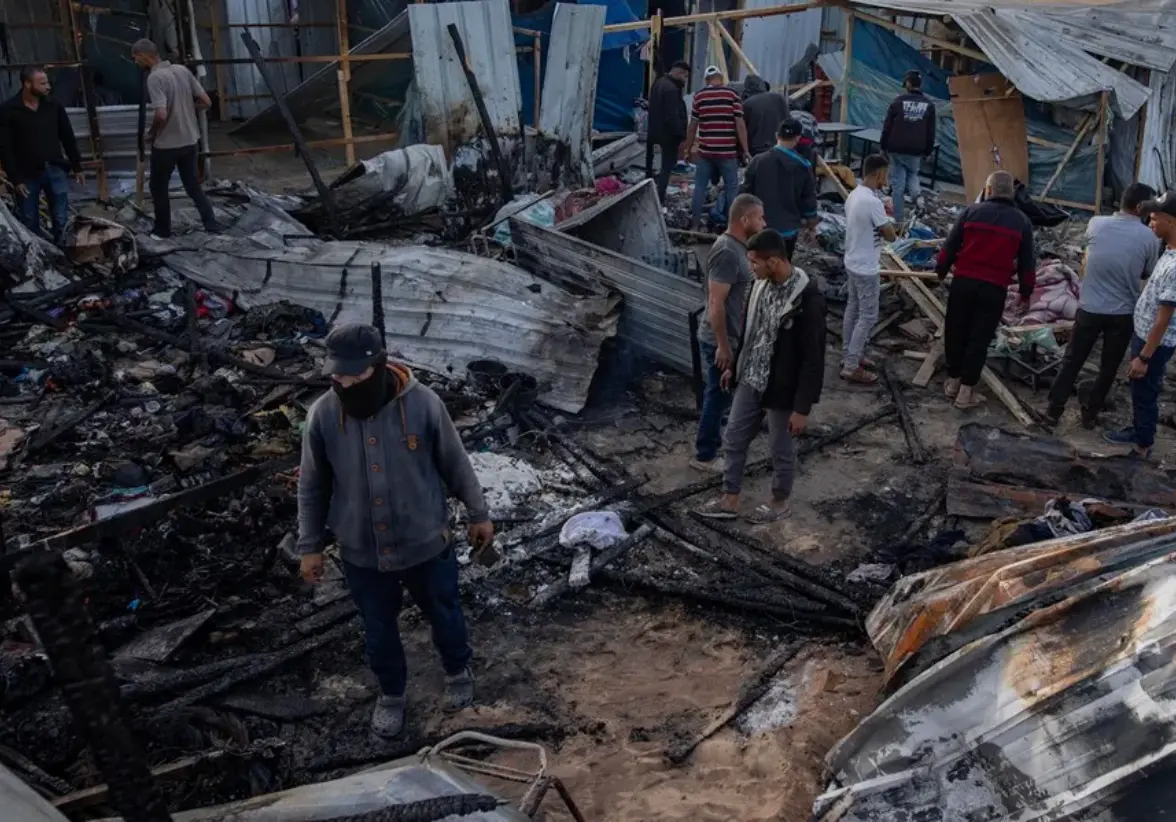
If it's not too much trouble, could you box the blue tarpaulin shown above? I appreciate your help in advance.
[845,21,1099,207]
[514,0,649,133]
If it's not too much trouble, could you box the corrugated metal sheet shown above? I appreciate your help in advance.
[231,7,410,139]
[1140,68,1176,191]
[67,105,147,174]
[409,0,521,154]
[0,2,67,102]
[536,3,605,189]
[814,514,1176,821]
[849,0,1156,118]
[559,178,688,276]
[739,0,823,86]
[225,0,304,119]
[510,217,698,373]
[136,187,618,413]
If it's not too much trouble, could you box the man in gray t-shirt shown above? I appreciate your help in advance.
[692,194,765,470]
[131,38,220,238]
[1046,183,1161,427]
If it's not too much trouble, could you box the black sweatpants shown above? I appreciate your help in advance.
[150,143,217,238]
[645,135,681,203]
[944,277,1008,387]
[1046,308,1134,418]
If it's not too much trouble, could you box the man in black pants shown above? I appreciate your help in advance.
[936,171,1035,409]
[131,39,220,238]
[646,61,690,203]
[1045,183,1160,427]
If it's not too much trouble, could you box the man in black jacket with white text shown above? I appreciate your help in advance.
[695,229,826,524]
[881,70,936,224]
[646,61,690,203]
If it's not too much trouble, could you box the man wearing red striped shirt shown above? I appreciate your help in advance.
[684,66,749,232]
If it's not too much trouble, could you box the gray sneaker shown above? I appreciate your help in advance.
[442,668,475,713]
[372,694,406,737]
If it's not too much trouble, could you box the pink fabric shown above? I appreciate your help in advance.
[1002,260,1080,326]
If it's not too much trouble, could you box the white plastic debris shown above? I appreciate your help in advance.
[559,511,628,550]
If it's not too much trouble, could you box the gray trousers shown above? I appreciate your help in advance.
[722,382,796,500]
[842,274,880,370]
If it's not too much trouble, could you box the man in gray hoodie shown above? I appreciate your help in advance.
[297,324,493,737]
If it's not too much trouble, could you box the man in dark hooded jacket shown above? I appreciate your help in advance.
[646,61,690,202]
[742,75,790,158]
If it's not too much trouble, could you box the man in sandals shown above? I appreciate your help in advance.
[695,230,826,523]
[841,154,897,385]
[936,170,1034,409]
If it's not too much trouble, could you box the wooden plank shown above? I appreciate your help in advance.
[948,73,1029,203]
[52,752,225,812]
[336,0,355,167]
[708,21,730,81]
[913,340,943,386]
[603,2,821,33]
[850,10,988,63]
[839,13,855,156]
[715,15,758,77]
[817,153,850,200]
[879,269,940,280]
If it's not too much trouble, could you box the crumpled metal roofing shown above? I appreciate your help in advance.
[138,193,619,414]
[851,0,1162,118]
[814,515,1176,821]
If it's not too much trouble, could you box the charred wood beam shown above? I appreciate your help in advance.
[881,360,929,464]
[446,24,514,206]
[530,523,655,607]
[238,30,340,239]
[14,551,172,822]
[1,455,299,571]
[25,391,113,455]
[371,262,386,347]
[665,642,802,764]
[897,485,947,545]
[0,744,72,797]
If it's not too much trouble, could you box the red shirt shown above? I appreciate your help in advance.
[691,86,743,160]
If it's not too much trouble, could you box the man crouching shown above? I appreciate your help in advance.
[297,323,494,737]
[695,229,826,523]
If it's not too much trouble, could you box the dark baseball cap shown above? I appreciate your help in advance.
[777,118,803,139]
[322,323,385,376]
[1144,190,1176,219]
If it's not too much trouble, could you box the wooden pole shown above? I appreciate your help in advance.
[604,2,821,34]
[1134,97,1148,180]
[708,21,729,81]
[715,15,757,78]
[1095,89,1108,213]
[533,34,542,128]
[336,0,356,166]
[207,0,229,121]
[840,13,855,156]
[1040,114,1095,198]
[647,11,663,95]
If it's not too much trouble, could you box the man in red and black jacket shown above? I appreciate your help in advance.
[935,170,1035,409]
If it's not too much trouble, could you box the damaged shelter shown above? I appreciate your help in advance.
[820,0,1176,211]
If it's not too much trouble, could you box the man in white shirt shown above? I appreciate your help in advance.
[841,154,897,384]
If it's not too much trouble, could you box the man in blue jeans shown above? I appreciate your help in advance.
[684,66,748,231]
[0,67,84,245]
[1104,191,1176,458]
[881,70,936,225]
[297,324,494,737]
[692,194,766,471]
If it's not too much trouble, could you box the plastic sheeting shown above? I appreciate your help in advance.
[822,20,1101,206]
[356,144,453,213]
[514,0,649,133]
[737,0,823,87]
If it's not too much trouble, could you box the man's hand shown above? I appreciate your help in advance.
[1128,357,1149,380]
[15,183,28,198]
[720,369,733,391]
[788,412,808,436]
[467,521,494,550]
[300,553,325,584]
[689,145,700,161]
[883,197,894,217]
[715,344,734,372]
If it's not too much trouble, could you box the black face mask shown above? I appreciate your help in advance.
[333,364,388,419]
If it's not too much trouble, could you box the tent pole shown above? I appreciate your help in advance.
[1095,89,1108,213]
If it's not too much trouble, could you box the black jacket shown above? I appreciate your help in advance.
[736,278,826,414]
[743,90,790,156]
[881,91,936,157]
[0,94,82,184]
[742,146,817,238]
[647,74,687,143]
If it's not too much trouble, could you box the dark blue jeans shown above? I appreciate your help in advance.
[692,156,740,226]
[1130,335,1175,449]
[14,165,69,245]
[343,546,472,697]
[695,340,731,461]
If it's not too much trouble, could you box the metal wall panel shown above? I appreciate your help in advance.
[536,3,605,189]
[1140,68,1176,192]
[225,0,303,119]
[408,0,521,153]
[510,217,698,374]
[0,2,68,102]
[738,0,823,86]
